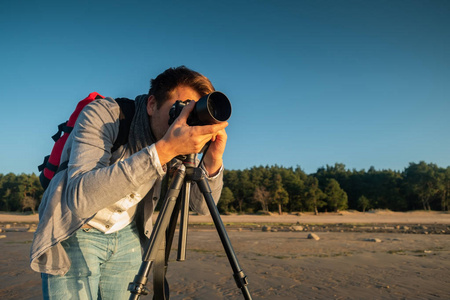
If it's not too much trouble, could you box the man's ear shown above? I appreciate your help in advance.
[147,95,157,116]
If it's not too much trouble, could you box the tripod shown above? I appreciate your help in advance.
[128,153,252,300]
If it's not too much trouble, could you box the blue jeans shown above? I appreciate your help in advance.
[42,222,142,300]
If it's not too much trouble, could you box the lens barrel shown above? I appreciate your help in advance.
[189,91,231,125]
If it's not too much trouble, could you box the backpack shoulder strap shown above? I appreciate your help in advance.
[112,97,135,153]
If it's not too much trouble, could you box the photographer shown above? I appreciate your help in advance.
[30,66,228,299]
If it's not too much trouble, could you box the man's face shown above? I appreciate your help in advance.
[147,85,201,141]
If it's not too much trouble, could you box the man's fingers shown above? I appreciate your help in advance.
[195,122,228,135]
[177,101,196,121]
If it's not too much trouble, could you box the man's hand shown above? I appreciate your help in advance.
[202,127,227,176]
[155,101,228,173]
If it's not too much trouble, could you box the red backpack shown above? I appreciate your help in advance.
[38,92,135,190]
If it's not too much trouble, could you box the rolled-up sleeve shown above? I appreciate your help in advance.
[189,163,224,215]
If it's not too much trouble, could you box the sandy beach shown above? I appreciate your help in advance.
[1,211,449,299]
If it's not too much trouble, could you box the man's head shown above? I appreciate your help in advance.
[148,66,215,109]
[147,66,215,141]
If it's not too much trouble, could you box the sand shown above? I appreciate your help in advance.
[1,211,449,299]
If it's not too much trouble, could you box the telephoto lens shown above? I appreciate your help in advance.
[168,91,231,126]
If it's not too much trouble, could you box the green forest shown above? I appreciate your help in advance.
[1,161,449,214]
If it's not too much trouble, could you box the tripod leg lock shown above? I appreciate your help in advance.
[128,276,150,296]
[233,270,249,289]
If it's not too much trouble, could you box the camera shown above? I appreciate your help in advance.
[168,91,232,126]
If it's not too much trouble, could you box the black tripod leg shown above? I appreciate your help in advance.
[153,186,183,300]
[177,181,191,261]
[196,177,252,300]
[128,165,186,300]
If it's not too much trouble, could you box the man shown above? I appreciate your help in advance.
[30,66,228,299]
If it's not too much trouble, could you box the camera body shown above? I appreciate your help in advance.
[168,91,231,126]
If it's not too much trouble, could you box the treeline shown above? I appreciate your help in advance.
[1,161,449,214]
[0,173,43,213]
[218,161,450,214]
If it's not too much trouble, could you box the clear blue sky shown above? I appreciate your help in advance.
[1,0,449,175]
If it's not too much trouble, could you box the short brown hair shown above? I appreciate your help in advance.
[149,66,215,108]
